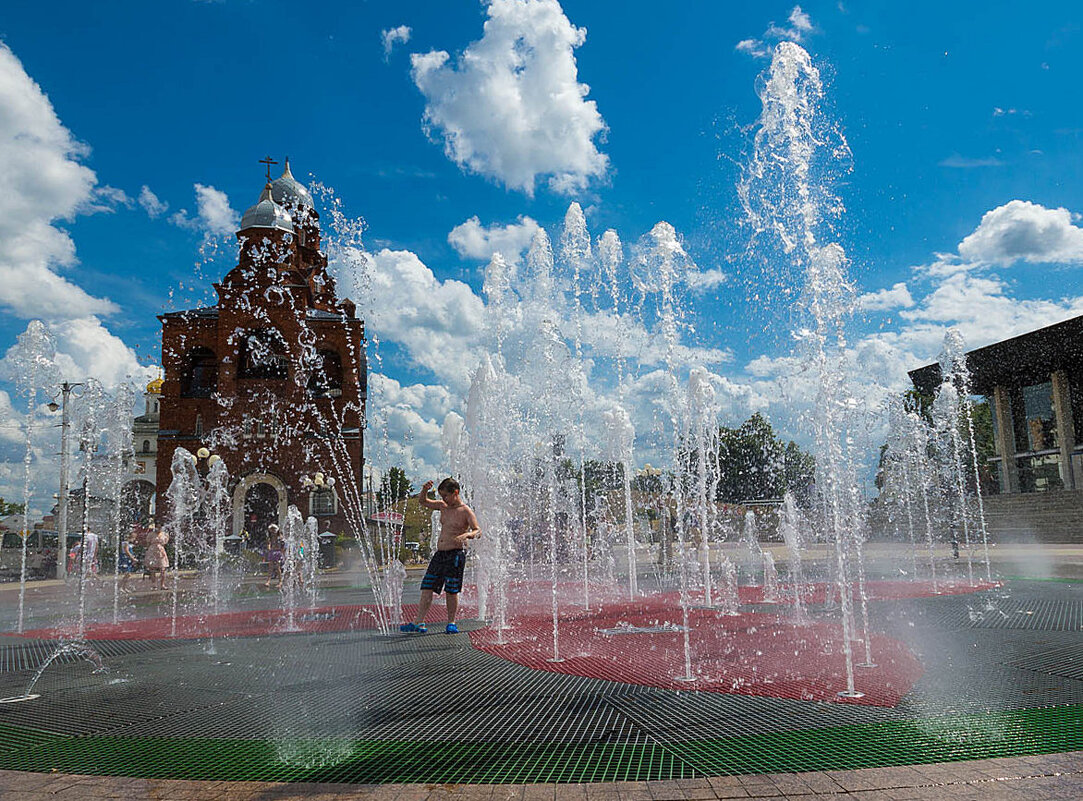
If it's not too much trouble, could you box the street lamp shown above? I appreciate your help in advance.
[301,471,335,515]
[47,381,84,580]
[192,447,226,554]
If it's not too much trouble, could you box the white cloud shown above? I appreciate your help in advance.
[381,25,412,59]
[410,0,608,195]
[170,183,238,235]
[86,185,132,213]
[737,5,815,57]
[857,281,914,312]
[766,6,813,41]
[735,39,768,57]
[448,215,541,265]
[685,268,728,292]
[51,316,156,389]
[138,185,168,218]
[362,249,486,385]
[938,154,1004,168]
[0,42,117,320]
[366,372,453,477]
[957,199,1083,266]
[993,107,1030,118]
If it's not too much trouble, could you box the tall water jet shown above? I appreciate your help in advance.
[778,491,808,621]
[636,221,696,682]
[603,406,638,598]
[206,456,231,616]
[559,202,594,612]
[938,329,992,581]
[6,321,59,633]
[740,40,866,698]
[167,448,200,638]
[106,382,136,626]
[686,367,717,606]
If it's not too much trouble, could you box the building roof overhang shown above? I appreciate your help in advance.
[909,314,1083,396]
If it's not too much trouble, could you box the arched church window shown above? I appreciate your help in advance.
[142,440,150,453]
[239,329,289,380]
[195,414,203,437]
[307,350,343,397]
[181,347,217,397]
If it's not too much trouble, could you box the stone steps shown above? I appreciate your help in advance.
[981,489,1083,543]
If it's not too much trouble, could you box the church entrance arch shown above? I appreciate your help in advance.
[233,473,288,545]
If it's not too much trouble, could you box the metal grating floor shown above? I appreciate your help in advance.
[0,580,1080,783]
[1007,641,1083,681]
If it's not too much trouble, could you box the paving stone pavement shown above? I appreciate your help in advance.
[1,752,1080,800]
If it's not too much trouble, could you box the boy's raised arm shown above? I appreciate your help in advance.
[417,480,446,510]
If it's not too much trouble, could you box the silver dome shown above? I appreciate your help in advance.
[270,159,314,209]
[239,183,294,233]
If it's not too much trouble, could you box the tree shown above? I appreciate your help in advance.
[0,498,26,516]
[712,413,814,503]
[377,467,413,507]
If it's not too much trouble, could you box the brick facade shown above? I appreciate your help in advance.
[155,165,366,542]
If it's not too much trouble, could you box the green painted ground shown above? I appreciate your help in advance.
[0,705,1078,784]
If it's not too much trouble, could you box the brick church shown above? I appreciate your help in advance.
[154,160,366,542]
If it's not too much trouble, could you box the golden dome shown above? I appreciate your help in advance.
[146,376,164,394]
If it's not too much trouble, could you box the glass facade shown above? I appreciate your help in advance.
[1012,382,1057,454]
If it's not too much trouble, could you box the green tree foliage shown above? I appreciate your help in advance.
[0,498,26,516]
[711,413,815,503]
[377,467,413,507]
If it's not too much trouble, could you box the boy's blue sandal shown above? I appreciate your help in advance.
[400,623,427,633]
[445,623,459,634]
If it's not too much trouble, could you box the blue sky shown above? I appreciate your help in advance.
[1,0,1082,493]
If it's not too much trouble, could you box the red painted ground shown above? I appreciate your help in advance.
[7,578,996,708]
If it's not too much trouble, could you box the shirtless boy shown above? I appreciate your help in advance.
[401,477,480,634]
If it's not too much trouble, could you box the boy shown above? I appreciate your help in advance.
[401,477,480,634]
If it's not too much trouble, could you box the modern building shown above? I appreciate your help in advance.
[154,161,367,544]
[910,315,1083,541]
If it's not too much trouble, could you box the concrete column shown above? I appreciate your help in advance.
[992,384,1018,493]
[1051,370,1076,490]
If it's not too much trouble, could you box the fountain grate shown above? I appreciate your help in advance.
[0,638,181,673]
[1007,642,1083,681]
[934,597,1083,631]
[1,582,1082,783]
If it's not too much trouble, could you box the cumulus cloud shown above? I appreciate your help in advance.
[857,282,914,312]
[138,185,168,218]
[170,183,238,235]
[957,199,1083,266]
[50,316,156,389]
[0,42,117,320]
[410,0,608,195]
[381,25,412,59]
[448,215,541,265]
[362,248,487,384]
[366,372,453,477]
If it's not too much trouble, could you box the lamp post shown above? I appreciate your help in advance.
[301,471,336,517]
[194,447,224,553]
[47,382,84,580]
[300,471,335,598]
